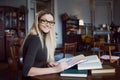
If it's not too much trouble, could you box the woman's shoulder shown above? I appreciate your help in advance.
[23,35,41,48]
[27,35,39,42]
[28,35,39,38]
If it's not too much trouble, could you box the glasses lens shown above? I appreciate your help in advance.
[49,21,55,26]
[40,19,55,26]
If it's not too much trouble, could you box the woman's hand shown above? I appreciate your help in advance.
[55,62,68,72]
[48,61,56,67]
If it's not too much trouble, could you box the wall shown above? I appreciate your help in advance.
[54,0,91,46]
[0,0,26,7]
[94,1,112,27]
[114,0,120,25]
[1,0,120,46]
[55,0,118,46]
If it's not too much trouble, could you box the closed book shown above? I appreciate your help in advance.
[91,65,115,74]
[92,73,115,77]
[60,69,88,77]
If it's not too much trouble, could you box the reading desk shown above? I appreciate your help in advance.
[30,65,120,80]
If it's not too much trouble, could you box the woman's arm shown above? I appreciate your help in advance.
[28,62,68,76]
[23,36,41,76]
[23,36,68,76]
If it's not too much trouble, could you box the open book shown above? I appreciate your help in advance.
[77,55,102,70]
[54,54,87,70]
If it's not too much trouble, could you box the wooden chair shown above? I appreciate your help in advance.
[7,40,23,80]
[113,44,120,56]
[91,40,104,57]
[63,42,77,58]
[7,45,18,80]
[99,44,120,65]
[82,35,93,50]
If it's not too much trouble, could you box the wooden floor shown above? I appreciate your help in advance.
[0,50,119,80]
[0,60,22,80]
[0,62,8,80]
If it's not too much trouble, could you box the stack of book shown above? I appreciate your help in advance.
[55,54,116,77]
[55,54,101,77]
[56,54,88,77]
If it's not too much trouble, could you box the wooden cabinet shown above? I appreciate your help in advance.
[0,13,5,60]
[62,19,82,51]
[0,6,26,61]
[62,19,79,43]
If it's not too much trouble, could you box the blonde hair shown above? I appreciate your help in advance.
[21,10,56,62]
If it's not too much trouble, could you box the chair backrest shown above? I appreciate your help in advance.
[91,40,103,57]
[108,45,116,59]
[7,39,23,72]
[84,35,93,44]
[113,44,120,55]
[93,41,100,48]
[93,39,105,47]
[100,44,116,53]
[8,45,18,72]
[63,42,77,58]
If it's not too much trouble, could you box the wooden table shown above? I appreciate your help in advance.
[29,65,120,80]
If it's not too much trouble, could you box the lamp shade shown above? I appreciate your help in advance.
[79,19,84,26]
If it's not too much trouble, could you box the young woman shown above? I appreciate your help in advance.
[21,10,67,77]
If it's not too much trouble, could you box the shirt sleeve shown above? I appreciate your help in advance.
[22,36,41,76]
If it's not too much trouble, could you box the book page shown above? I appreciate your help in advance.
[78,55,102,70]
[83,55,101,64]
[54,54,87,69]
[78,62,102,70]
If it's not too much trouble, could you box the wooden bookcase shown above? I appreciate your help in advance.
[62,19,82,51]
[0,6,26,61]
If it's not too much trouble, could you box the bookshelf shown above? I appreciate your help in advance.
[0,6,26,61]
[62,19,79,43]
[62,18,82,51]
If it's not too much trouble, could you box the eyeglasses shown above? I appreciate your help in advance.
[40,19,55,26]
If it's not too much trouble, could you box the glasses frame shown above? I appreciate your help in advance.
[39,19,55,26]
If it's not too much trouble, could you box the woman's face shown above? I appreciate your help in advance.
[39,14,54,33]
